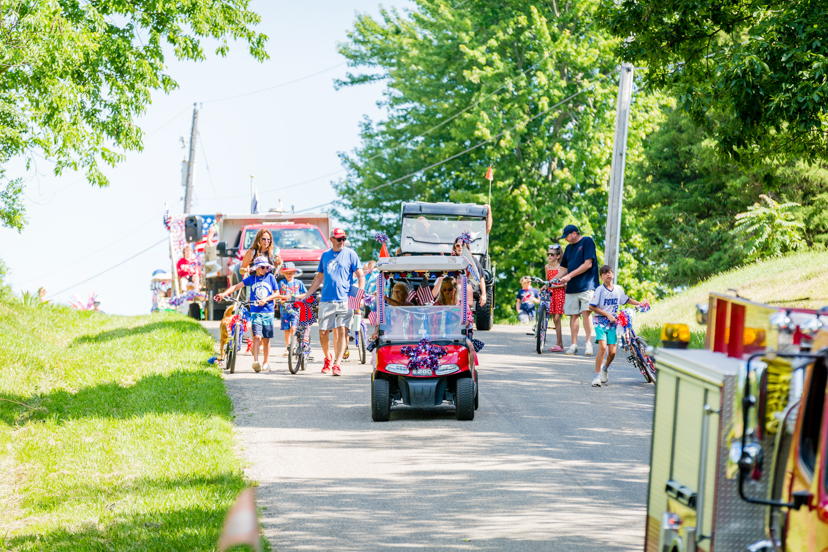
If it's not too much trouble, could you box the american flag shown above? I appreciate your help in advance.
[368,310,378,325]
[406,289,417,303]
[348,285,364,310]
[416,286,434,306]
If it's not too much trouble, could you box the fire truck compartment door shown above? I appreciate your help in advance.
[647,350,733,552]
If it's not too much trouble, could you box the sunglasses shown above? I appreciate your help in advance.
[548,252,561,257]
[260,238,271,242]
[333,237,347,242]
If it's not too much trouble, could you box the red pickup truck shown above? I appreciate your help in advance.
[204,213,331,320]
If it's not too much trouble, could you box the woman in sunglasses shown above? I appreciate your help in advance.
[240,229,283,277]
[544,244,568,352]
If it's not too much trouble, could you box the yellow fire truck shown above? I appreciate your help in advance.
[646,292,828,552]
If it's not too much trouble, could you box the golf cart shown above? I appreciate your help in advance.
[371,256,479,421]
[399,202,495,330]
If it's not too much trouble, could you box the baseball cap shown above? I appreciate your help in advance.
[556,224,579,240]
[331,228,347,239]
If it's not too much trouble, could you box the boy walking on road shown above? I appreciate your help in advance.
[557,224,599,356]
[588,265,646,387]
[216,256,279,373]
[301,228,365,376]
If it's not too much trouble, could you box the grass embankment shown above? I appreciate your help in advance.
[0,290,256,551]
[638,250,828,348]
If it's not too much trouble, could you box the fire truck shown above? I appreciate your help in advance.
[646,292,828,552]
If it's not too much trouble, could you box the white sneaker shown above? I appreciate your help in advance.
[282,348,289,356]
[262,363,271,372]
[566,344,578,355]
[252,360,261,373]
[600,365,609,383]
[591,374,602,387]
[585,342,594,356]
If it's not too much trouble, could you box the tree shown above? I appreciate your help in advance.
[598,0,828,163]
[0,0,268,231]
[733,195,805,261]
[334,0,667,321]
[627,107,828,287]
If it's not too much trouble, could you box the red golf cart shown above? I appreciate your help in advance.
[371,256,479,421]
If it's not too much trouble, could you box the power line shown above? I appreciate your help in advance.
[214,54,554,201]
[295,69,620,213]
[203,62,347,104]
[145,106,191,138]
[51,237,168,297]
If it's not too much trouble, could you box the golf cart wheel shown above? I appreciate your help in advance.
[475,281,494,331]
[288,332,302,374]
[535,308,547,354]
[358,327,367,365]
[227,324,240,374]
[372,376,391,422]
[456,377,475,421]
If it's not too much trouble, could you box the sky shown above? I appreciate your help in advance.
[0,0,409,315]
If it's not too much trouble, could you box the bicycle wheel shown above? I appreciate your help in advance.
[535,308,548,354]
[288,331,302,374]
[635,336,657,383]
[227,323,240,374]
[358,325,367,364]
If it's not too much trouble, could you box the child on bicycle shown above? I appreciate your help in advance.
[588,265,646,387]
[275,262,306,358]
[544,244,567,352]
[215,256,278,373]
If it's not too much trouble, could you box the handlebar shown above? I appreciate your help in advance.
[530,277,565,287]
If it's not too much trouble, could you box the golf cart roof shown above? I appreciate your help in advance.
[376,256,468,273]
[401,201,488,219]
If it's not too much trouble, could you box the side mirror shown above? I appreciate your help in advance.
[217,241,227,257]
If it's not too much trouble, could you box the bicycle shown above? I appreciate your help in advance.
[530,277,564,355]
[351,310,368,364]
[288,325,311,374]
[615,306,657,383]
[216,294,252,375]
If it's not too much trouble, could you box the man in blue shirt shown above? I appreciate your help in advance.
[558,224,600,357]
[302,228,365,376]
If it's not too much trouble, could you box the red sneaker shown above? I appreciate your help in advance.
[332,363,342,376]
[321,357,332,374]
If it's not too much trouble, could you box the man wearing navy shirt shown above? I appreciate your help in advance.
[558,224,599,356]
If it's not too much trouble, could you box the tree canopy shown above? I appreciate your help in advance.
[334,0,667,320]
[0,0,268,230]
[598,0,828,163]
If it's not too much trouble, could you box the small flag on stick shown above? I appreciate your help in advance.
[217,487,261,552]
[416,286,434,306]
[485,165,494,181]
[348,285,365,310]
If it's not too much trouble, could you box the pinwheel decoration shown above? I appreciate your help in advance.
[638,300,651,313]
[458,231,471,245]
[374,232,389,245]
[400,339,448,372]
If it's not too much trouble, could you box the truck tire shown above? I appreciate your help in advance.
[455,377,475,420]
[475,281,494,331]
[188,303,201,320]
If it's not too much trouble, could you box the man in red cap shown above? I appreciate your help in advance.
[301,228,365,376]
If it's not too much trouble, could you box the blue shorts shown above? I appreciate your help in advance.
[280,310,298,330]
[251,312,275,339]
[594,325,617,345]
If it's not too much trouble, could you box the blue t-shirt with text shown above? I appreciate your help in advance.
[560,236,599,293]
[318,247,361,302]
[242,273,278,314]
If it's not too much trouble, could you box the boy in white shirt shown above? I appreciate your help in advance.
[588,265,646,387]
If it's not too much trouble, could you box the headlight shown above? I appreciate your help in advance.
[435,363,460,376]
[384,363,409,375]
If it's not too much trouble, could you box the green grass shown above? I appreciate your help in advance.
[638,250,828,348]
[0,288,258,551]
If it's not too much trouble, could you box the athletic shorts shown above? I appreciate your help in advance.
[318,300,353,331]
[280,310,298,330]
[251,312,275,339]
[594,325,618,345]
[564,289,595,316]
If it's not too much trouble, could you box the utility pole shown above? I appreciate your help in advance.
[604,63,634,282]
[183,103,199,214]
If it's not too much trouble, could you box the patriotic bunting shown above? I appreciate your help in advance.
[400,339,448,372]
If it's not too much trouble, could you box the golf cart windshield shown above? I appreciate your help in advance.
[400,216,487,255]
[381,306,465,341]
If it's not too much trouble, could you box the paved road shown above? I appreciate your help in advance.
[203,322,655,551]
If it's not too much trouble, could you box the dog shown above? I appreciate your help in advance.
[219,304,235,360]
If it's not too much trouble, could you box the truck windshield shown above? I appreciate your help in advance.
[243,228,327,251]
[400,216,487,255]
